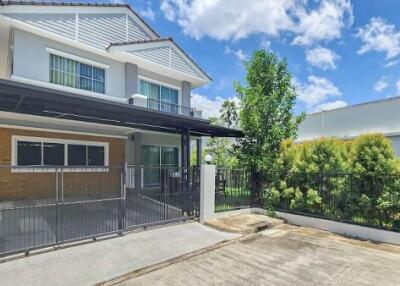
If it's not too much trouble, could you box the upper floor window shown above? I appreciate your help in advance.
[50,54,106,94]
[139,79,179,113]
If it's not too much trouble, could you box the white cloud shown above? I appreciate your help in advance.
[160,0,176,21]
[260,38,271,50]
[292,0,353,46]
[224,46,248,61]
[357,17,400,59]
[191,93,239,119]
[160,0,296,41]
[314,100,348,112]
[305,47,340,70]
[296,75,342,109]
[383,60,399,67]
[160,0,352,45]
[374,77,388,92]
[140,7,155,21]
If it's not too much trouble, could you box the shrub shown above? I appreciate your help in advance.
[267,133,400,230]
[351,134,396,175]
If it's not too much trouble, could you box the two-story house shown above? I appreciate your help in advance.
[0,2,241,194]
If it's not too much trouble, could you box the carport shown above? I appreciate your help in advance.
[0,79,243,256]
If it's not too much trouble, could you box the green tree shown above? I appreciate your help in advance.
[205,137,238,167]
[235,50,304,172]
[220,100,238,128]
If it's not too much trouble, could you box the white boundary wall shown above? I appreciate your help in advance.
[200,165,216,223]
[276,211,400,245]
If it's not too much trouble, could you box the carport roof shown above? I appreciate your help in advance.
[0,79,243,137]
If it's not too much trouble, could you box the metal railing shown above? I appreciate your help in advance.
[0,165,200,257]
[215,168,252,212]
[262,171,400,233]
[147,98,202,118]
[214,168,400,232]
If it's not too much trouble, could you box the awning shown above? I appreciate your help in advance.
[0,79,243,137]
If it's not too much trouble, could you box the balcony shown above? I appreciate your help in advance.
[128,94,203,118]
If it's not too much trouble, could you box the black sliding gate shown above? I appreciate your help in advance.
[0,165,200,257]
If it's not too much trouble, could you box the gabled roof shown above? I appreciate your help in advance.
[108,38,212,82]
[0,1,160,39]
[0,1,212,86]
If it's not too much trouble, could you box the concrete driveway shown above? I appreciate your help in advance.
[0,193,184,255]
[0,222,238,286]
[119,225,400,286]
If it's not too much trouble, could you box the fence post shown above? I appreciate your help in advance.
[118,163,127,234]
[55,168,59,245]
[200,164,216,223]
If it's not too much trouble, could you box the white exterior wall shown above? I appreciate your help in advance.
[298,98,400,155]
[0,5,208,111]
[12,29,126,99]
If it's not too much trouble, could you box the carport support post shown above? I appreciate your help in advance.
[200,165,216,223]
[196,138,202,166]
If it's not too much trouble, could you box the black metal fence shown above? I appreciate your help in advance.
[215,169,252,212]
[146,98,202,118]
[0,165,200,257]
[215,169,400,233]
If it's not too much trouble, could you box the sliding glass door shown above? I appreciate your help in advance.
[140,80,179,114]
[141,145,179,186]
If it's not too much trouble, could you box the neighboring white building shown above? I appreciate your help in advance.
[298,97,400,155]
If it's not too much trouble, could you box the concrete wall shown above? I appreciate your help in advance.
[200,165,216,223]
[276,211,400,245]
[298,98,400,155]
[182,81,191,108]
[388,135,400,156]
[125,63,138,97]
[12,29,126,99]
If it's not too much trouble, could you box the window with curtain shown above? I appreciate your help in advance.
[50,54,105,94]
[139,80,179,113]
[141,145,179,186]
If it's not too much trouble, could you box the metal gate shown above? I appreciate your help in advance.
[124,166,200,229]
[0,165,199,257]
[215,168,252,212]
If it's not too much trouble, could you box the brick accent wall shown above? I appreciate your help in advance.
[0,127,126,202]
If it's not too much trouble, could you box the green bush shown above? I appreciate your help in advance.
[351,134,396,174]
[267,133,400,230]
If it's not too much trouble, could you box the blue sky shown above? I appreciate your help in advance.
[128,0,400,117]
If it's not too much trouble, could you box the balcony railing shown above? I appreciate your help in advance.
[129,94,202,118]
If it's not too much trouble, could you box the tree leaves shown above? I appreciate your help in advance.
[235,50,304,171]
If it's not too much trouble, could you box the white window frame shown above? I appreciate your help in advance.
[137,75,182,106]
[46,47,110,70]
[141,144,180,187]
[11,135,109,173]
[46,47,108,95]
